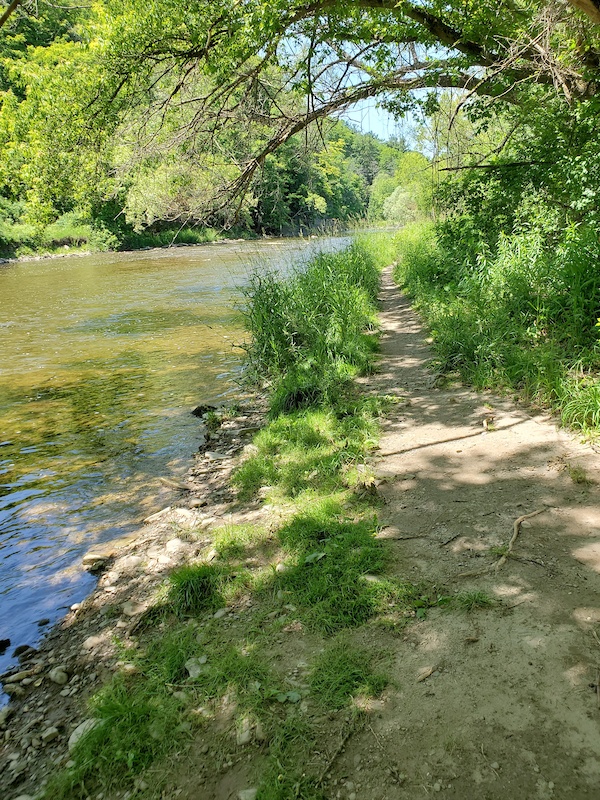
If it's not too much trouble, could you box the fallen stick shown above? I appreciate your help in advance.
[459,508,548,578]
[440,533,461,547]
[494,508,547,571]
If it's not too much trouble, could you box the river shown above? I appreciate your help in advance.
[0,236,349,679]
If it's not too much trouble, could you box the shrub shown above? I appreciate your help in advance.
[241,242,380,413]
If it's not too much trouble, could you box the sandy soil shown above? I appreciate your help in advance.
[330,267,600,799]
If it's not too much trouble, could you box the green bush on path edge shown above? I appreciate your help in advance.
[393,222,600,436]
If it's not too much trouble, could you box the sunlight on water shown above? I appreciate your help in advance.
[0,237,350,678]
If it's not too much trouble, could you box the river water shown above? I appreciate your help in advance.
[0,236,349,678]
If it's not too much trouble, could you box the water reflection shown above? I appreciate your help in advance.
[0,236,349,679]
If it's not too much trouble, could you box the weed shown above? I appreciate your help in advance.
[119,226,220,251]
[182,638,273,707]
[204,410,222,432]
[310,640,387,709]
[168,563,226,615]
[44,238,418,800]
[233,396,387,500]
[566,463,592,485]
[44,628,201,798]
[452,591,495,611]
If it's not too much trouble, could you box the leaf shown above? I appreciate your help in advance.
[304,551,326,564]
[275,690,302,703]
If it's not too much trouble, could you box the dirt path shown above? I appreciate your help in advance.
[331,266,600,798]
[4,266,600,800]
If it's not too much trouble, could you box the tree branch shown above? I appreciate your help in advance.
[0,0,23,29]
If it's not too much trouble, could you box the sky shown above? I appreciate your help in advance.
[340,97,419,146]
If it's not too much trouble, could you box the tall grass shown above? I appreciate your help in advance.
[241,241,380,414]
[394,221,600,434]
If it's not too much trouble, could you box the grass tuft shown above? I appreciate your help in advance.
[168,563,226,615]
[310,640,387,709]
[452,590,495,611]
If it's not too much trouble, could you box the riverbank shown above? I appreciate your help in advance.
[0,221,347,265]
[1,238,397,799]
[0,232,248,265]
[1,236,356,680]
[0,395,271,797]
[4,238,600,800]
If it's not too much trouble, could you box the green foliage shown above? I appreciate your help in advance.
[0,3,406,248]
[271,507,392,632]
[168,563,226,615]
[255,126,378,233]
[241,242,380,412]
[394,217,600,435]
[117,226,220,250]
[451,591,495,611]
[368,150,432,221]
[212,523,271,559]
[44,627,200,799]
[233,398,383,498]
[310,641,387,708]
[258,716,326,800]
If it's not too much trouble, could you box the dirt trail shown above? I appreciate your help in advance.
[5,266,600,800]
[332,266,600,798]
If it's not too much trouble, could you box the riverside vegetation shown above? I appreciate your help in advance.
[0,2,427,258]
[393,215,600,437]
[30,235,489,800]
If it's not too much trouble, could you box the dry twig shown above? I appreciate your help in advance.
[317,715,363,786]
[459,508,548,577]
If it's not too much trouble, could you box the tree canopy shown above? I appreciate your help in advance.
[1,0,600,246]
[75,0,598,208]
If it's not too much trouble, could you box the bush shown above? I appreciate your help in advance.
[241,242,380,413]
[394,220,600,434]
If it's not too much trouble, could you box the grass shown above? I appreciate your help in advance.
[566,463,592,485]
[240,241,381,414]
[394,221,600,437]
[45,628,200,798]
[44,234,482,800]
[168,563,227,616]
[258,716,326,800]
[310,641,387,709]
[211,522,272,560]
[233,396,386,500]
[118,225,221,251]
[451,590,495,611]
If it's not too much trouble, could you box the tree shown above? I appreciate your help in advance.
[84,0,600,216]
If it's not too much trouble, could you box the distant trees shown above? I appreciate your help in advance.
[0,2,426,252]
